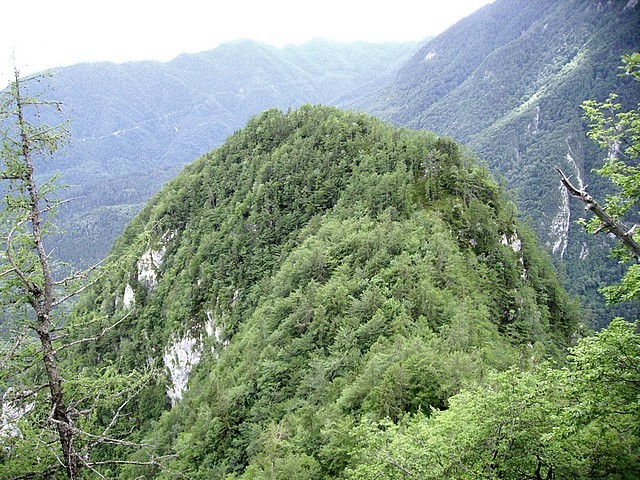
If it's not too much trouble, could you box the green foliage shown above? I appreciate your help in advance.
[25,40,418,268]
[361,0,640,327]
[581,93,640,224]
[347,318,640,479]
[0,71,162,479]
[577,55,640,304]
[70,105,578,478]
[620,52,640,80]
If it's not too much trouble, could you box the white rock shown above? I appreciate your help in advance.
[123,283,135,309]
[163,334,201,406]
[0,390,34,439]
[137,245,166,289]
[163,314,229,405]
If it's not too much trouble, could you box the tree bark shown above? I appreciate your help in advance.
[36,324,82,478]
[555,166,640,261]
[15,67,82,479]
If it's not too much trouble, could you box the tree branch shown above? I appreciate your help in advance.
[53,309,134,354]
[555,166,640,260]
[0,326,31,369]
[5,219,41,296]
[94,368,153,445]
[86,457,174,467]
[8,465,62,480]
[53,258,103,287]
[48,415,155,448]
[52,277,99,307]
[382,454,419,477]
[3,383,50,402]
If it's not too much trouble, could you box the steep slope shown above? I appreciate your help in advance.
[359,0,640,325]
[71,106,578,478]
[33,39,418,267]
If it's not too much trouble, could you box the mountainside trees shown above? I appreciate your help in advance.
[347,54,640,480]
[558,53,640,304]
[359,0,640,327]
[61,105,579,478]
[347,317,640,479]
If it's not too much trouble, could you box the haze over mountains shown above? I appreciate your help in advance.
[42,39,419,266]
[32,0,639,325]
[361,0,640,323]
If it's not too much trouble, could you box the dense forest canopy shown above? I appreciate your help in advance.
[3,0,637,329]
[359,0,640,326]
[0,105,585,478]
[30,39,420,269]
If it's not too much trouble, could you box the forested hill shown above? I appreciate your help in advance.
[66,106,579,478]
[35,39,418,267]
[358,0,640,325]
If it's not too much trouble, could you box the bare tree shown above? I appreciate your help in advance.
[555,54,640,304]
[0,65,86,477]
[555,166,640,260]
[0,67,159,478]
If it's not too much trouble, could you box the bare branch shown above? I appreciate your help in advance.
[8,465,62,480]
[87,457,171,467]
[81,461,107,480]
[593,223,610,235]
[52,277,99,307]
[383,454,419,477]
[0,326,31,368]
[555,166,640,260]
[2,383,49,402]
[0,266,18,278]
[48,416,155,448]
[53,309,134,354]
[54,258,104,286]
[36,196,76,216]
[92,369,154,447]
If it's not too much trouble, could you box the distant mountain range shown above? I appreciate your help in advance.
[38,39,420,266]
[362,0,639,242]
[16,0,640,325]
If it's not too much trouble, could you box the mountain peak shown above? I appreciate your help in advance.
[71,105,577,477]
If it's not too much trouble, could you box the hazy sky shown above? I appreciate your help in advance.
[1,0,493,85]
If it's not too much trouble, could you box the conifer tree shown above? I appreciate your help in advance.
[0,67,158,479]
[0,66,85,478]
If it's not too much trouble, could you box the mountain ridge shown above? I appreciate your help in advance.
[357,0,640,324]
[66,105,578,478]
[34,38,420,267]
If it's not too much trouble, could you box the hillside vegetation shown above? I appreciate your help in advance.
[56,106,581,478]
[358,0,640,325]
[3,1,640,476]
[26,0,638,328]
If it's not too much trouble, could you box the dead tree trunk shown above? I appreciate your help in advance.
[13,67,83,479]
[555,166,640,261]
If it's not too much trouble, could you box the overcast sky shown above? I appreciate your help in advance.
[1,0,493,85]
